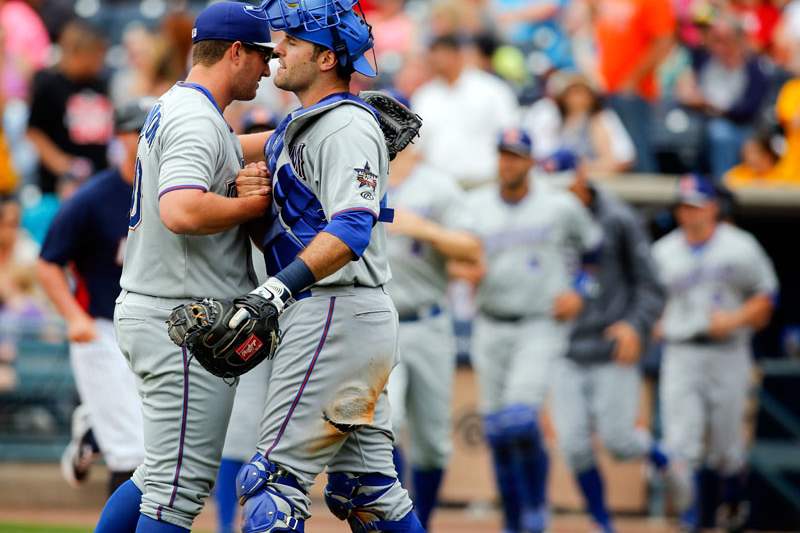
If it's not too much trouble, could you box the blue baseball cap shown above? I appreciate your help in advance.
[542,148,578,172]
[497,128,534,158]
[192,2,275,51]
[677,173,717,206]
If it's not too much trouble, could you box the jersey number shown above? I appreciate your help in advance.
[129,157,143,230]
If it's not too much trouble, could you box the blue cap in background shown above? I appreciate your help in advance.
[192,1,275,51]
[542,148,578,172]
[677,173,717,206]
[497,128,534,158]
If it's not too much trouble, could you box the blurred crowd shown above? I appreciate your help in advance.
[2,0,800,377]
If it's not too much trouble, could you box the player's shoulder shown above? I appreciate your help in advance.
[159,84,227,128]
[652,228,683,255]
[464,182,497,204]
[310,101,383,142]
[66,168,124,206]
[717,222,763,251]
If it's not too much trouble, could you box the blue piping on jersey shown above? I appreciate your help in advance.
[176,81,233,131]
[158,184,209,200]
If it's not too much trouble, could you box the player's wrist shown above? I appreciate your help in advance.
[250,277,293,314]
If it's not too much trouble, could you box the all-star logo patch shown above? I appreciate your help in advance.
[235,333,264,362]
[355,161,377,191]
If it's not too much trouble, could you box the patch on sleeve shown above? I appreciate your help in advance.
[354,161,377,191]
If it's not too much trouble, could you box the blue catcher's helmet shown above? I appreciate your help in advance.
[261,0,376,77]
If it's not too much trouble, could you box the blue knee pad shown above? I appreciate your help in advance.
[237,454,304,533]
[495,404,549,514]
[325,472,423,532]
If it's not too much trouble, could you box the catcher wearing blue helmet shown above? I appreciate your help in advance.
[200,1,428,532]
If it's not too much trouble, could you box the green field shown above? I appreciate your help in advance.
[0,524,213,533]
[0,525,90,533]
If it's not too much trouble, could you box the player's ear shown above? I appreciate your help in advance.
[230,41,245,65]
[317,48,338,74]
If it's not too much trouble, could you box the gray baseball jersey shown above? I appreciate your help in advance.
[385,165,469,313]
[385,165,469,469]
[467,179,602,412]
[653,223,778,473]
[114,82,256,529]
[652,222,778,347]
[120,82,257,299]
[253,94,412,520]
[465,179,602,318]
[259,93,391,288]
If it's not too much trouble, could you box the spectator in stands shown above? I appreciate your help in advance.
[774,0,800,70]
[0,0,51,102]
[768,73,800,185]
[412,33,519,187]
[371,0,418,76]
[523,71,636,175]
[0,26,20,197]
[26,19,113,195]
[729,0,781,53]
[109,24,158,107]
[491,0,574,75]
[593,0,676,173]
[0,199,38,277]
[723,134,780,187]
[675,15,771,180]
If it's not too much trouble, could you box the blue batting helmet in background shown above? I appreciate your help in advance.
[261,0,376,77]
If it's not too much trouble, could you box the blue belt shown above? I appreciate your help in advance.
[398,303,443,323]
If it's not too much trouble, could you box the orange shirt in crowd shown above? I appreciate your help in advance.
[594,0,676,100]
[726,79,800,188]
[774,78,800,184]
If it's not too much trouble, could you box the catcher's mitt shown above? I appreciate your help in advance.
[166,298,280,378]
[359,90,422,161]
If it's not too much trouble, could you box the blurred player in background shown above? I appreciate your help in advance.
[213,106,278,533]
[551,160,686,533]
[26,19,113,194]
[384,93,482,530]
[36,99,153,495]
[653,174,778,533]
[456,129,602,533]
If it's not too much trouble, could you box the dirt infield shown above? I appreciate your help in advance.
[0,505,677,533]
[0,463,678,532]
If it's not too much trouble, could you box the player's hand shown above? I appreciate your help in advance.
[708,310,742,340]
[552,290,583,321]
[605,321,642,365]
[236,162,271,198]
[67,313,97,343]
[447,258,486,285]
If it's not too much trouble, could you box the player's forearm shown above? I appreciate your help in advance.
[429,228,482,263]
[36,259,89,322]
[239,131,272,164]
[733,293,774,331]
[26,128,73,176]
[299,232,354,281]
[159,189,267,235]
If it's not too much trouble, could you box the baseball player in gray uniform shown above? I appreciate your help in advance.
[384,113,481,529]
[550,162,673,533]
[653,174,778,533]
[457,129,602,533]
[94,3,277,532]
[217,2,424,532]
